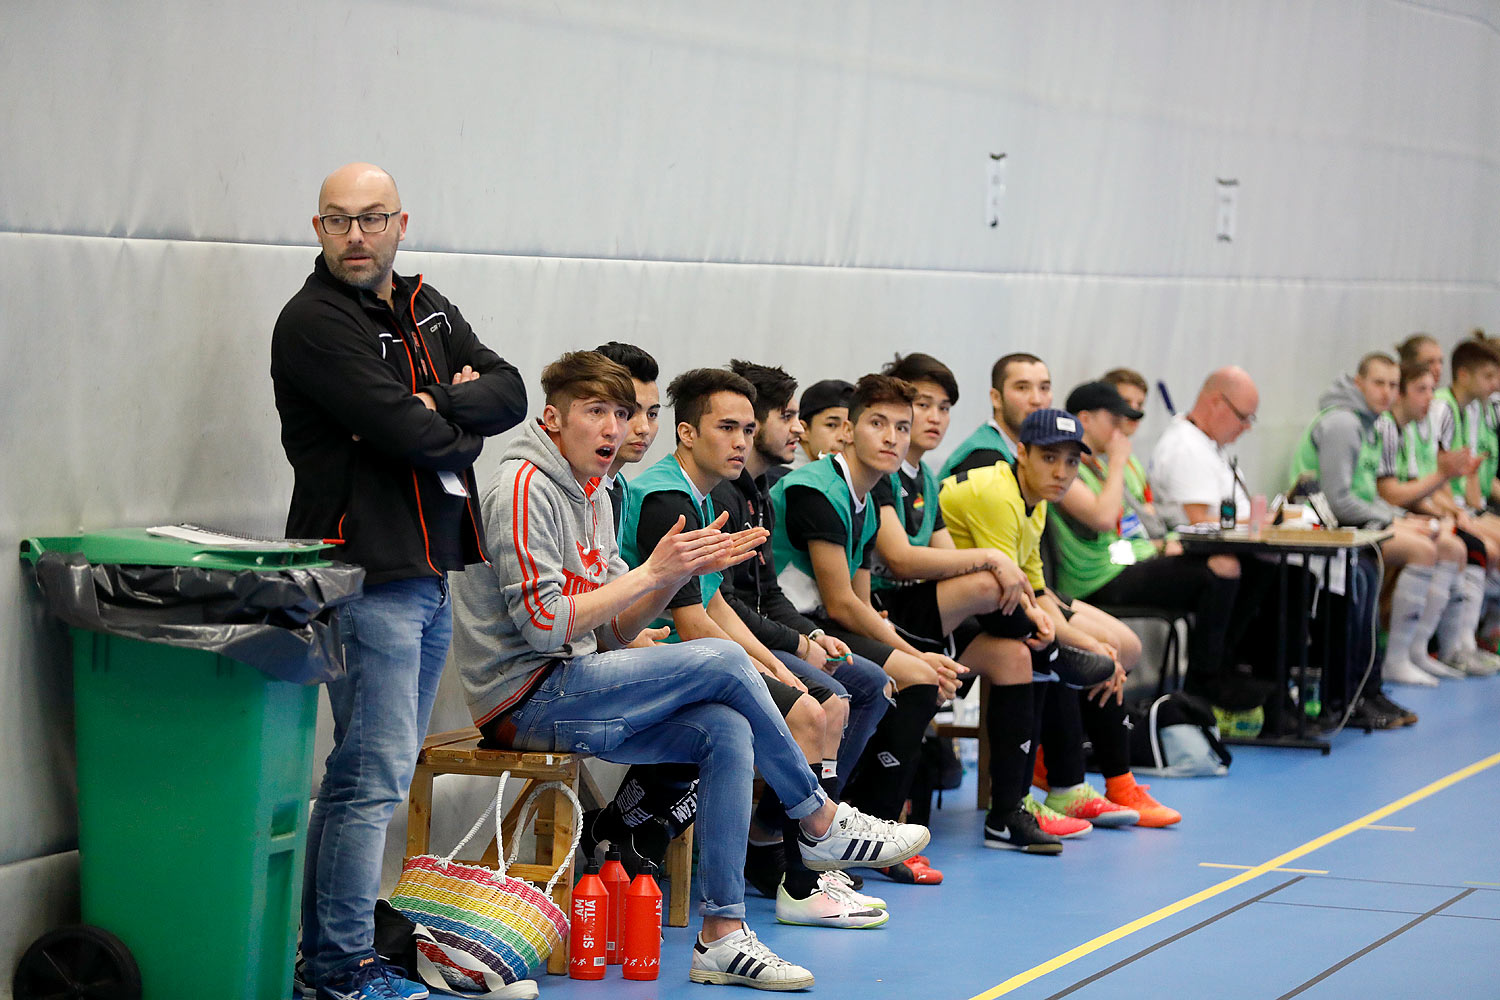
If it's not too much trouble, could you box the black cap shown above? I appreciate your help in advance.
[605,845,622,861]
[798,379,855,420]
[1019,408,1092,454]
[1065,381,1144,420]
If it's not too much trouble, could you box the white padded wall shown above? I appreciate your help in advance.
[2,1,1497,987]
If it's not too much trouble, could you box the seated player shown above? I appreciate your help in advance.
[770,374,968,883]
[709,360,894,894]
[941,408,1182,831]
[1050,380,1240,700]
[786,378,854,472]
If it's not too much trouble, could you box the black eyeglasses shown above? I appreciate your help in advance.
[1218,391,1257,426]
[318,210,401,235]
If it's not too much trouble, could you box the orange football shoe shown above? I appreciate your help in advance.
[1104,773,1181,828]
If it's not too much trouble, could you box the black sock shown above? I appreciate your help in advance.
[985,681,1034,815]
[1040,683,1087,788]
[1080,692,1132,779]
[1027,679,1050,783]
[779,765,822,898]
[843,684,940,821]
[753,784,784,836]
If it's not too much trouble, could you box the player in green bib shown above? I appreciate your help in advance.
[1052,381,1241,699]
[1290,353,1459,687]
[938,352,1047,480]
[772,374,973,883]
[1376,357,1500,678]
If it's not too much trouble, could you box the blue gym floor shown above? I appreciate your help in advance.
[424,676,1500,1000]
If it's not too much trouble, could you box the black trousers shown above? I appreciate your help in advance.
[1087,555,1238,699]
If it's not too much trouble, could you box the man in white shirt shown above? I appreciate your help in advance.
[1148,367,1255,528]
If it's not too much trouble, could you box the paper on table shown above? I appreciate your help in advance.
[147,523,324,548]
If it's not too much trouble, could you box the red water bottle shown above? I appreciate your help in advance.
[600,845,630,966]
[569,861,607,980]
[621,859,662,981]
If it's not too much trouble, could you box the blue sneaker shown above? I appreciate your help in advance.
[379,964,428,1000]
[315,959,403,1000]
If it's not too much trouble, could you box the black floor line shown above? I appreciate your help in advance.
[1038,877,1304,1000]
[1258,899,1500,921]
[1272,888,1476,1000]
[1298,873,1500,892]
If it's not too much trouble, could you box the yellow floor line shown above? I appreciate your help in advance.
[966,749,1500,1000]
[1198,863,1328,874]
[1364,824,1415,832]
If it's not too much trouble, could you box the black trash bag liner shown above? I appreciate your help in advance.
[31,550,364,685]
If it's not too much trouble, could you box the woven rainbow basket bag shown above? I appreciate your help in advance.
[390,772,581,992]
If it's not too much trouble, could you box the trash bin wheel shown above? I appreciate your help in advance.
[12,925,141,1000]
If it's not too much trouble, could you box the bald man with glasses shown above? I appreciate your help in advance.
[272,163,527,1000]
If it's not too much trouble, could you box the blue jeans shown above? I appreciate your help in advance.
[773,651,890,797]
[302,577,452,982]
[507,638,825,918]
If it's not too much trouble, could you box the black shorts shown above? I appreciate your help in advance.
[874,582,945,649]
[762,673,836,717]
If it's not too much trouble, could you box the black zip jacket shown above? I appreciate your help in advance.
[272,255,527,585]
[711,469,819,654]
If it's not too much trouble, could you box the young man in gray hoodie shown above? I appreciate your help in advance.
[1289,352,1463,688]
[451,351,929,991]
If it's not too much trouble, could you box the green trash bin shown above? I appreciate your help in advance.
[19,529,361,1000]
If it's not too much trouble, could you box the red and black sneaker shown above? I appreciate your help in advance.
[875,853,943,884]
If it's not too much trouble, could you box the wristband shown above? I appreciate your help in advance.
[807,628,826,642]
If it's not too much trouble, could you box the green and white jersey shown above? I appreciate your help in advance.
[1049,459,1156,599]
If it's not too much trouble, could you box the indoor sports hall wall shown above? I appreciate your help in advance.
[2,0,1496,986]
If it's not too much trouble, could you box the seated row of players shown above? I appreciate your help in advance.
[450,347,1191,989]
[1290,338,1500,699]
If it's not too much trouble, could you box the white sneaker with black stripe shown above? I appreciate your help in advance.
[797,801,930,871]
[689,925,815,990]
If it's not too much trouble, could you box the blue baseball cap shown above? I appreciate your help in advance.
[1019,408,1092,454]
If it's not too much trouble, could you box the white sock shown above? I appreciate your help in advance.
[1438,565,1486,660]
[1382,564,1431,673]
[1410,560,1458,664]
[820,759,838,780]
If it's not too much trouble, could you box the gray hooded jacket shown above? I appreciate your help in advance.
[1309,374,1400,529]
[451,419,628,728]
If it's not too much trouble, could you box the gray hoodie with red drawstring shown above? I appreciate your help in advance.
[451,418,629,730]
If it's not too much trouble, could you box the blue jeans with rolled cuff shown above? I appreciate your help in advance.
[506,638,826,918]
